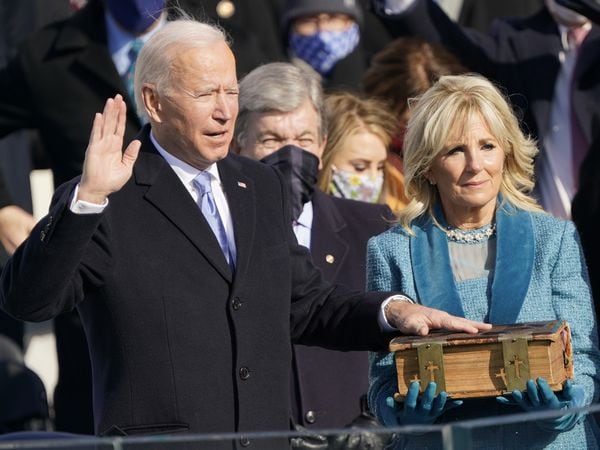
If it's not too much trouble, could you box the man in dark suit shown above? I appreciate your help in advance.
[0,17,489,445]
[0,0,290,433]
[234,62,394,431]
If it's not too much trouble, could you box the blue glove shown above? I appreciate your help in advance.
[382,381,463,426]
[496,377,585,431]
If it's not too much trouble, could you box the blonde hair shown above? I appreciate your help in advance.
[399,74,542,231]
[318,92,397,201]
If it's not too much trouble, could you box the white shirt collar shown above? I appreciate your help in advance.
[150,131,221,190]
[296,201,313,229]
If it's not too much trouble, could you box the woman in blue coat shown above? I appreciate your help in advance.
[367,74,600,448]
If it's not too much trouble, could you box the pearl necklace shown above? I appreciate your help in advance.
[445,223,496,244]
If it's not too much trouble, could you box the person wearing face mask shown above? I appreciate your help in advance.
[281,0,375,91]
[234,62,395,443]
[318,91,409,213]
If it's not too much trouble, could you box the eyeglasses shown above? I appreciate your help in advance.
[292,13,354,35]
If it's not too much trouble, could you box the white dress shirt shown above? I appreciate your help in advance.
[293,201,313,249]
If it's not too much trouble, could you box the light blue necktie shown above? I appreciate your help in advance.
[193,172,235,269]
[124,38,144,104]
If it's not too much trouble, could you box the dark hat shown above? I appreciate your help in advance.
[282,0,364,31]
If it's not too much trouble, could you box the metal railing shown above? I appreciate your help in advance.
[2,403,600,449]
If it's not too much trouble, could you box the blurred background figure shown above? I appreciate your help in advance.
[318,91,407,213]
[566,0,600,339]
[0,0,76,433]
[436,0,543,32]
[372,0,600,322]
[280,0,390,91]
[0,0,167,434]
[361,37,466,213]
[0,335,50,434]
[174,0,285,77]
[0,0,64,355]
[372,0,600,222]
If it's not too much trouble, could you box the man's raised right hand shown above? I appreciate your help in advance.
[78,95,141,204]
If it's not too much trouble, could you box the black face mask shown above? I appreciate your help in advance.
[260,145,319,222]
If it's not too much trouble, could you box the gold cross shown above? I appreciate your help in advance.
[425,361,439,382]
[495,368,508,387]
[510,355,525,378]
[410,374,420,383]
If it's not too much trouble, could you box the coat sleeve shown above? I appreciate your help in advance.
[365,236,402,425]
[550,220,600,405]
[0,180,110,321]
[376,0,518,79]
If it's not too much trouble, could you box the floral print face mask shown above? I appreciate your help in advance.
[329,167,384,203]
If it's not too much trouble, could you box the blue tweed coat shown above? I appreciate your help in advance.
[367,203,600,449]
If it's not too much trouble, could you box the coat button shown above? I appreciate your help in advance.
[239,436,251,447]
[40,230,46,242]
[305,410,316,424]
[239,367,250,380]
[325,254,335,264]
[232,297,243,310]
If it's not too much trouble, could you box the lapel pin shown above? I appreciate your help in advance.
[237,181,247,189]
[325,254,335,264]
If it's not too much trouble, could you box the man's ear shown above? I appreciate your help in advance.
[142,84,162,123]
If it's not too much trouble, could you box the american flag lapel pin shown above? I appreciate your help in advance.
[237,181,247,189]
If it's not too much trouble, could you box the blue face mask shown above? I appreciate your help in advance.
[105,0,165,34]
[289,23,360,75]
